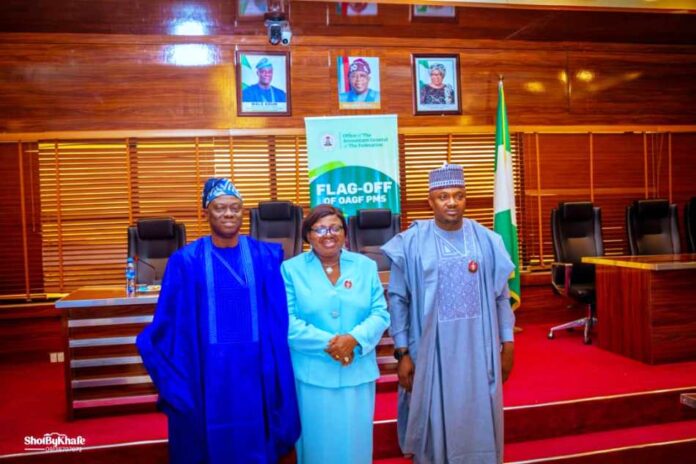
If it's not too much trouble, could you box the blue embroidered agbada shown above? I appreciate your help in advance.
[137,236,300,464]
[382,219,515,464]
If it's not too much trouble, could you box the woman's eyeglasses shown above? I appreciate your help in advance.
[311,225,344,237]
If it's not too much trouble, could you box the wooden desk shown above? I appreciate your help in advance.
[55,286,158,419]
[582,254,696,364]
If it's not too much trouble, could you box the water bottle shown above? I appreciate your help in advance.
[125,257,137,297]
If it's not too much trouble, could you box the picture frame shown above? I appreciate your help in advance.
[411,4,457,22]
[236,51,291,116]
[237,0,268,18]
[337,56,381,110]
[412,54,461,115]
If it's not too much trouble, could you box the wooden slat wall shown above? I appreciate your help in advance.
[521,132,696,267]
[35,133,519,294]
[1,2,696,133]
[0,143,43,298]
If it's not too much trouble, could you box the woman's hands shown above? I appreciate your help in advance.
[326,334,358,366]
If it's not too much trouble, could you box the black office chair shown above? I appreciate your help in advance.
[548,202,603,344]
[347,208,401,271]
[626,199,681,255]
[685,197,696,253]
[127,218,187,284]
[249,201,303,260]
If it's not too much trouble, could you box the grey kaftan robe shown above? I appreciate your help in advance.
[381,219,515,464]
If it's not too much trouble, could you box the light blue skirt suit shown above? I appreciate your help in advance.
[281,249,390,464]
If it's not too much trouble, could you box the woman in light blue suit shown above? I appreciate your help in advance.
[281,205,390,464]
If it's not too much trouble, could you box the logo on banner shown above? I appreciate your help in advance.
[321,133,337,151]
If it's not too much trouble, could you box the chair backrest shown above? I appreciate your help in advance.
[551,202,603,284]
[685,197,696,253]
[249,201,303,260]
[347,209,401,271]
[626,199,680,255]
[127,217,187,284]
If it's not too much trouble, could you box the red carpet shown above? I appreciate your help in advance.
[1,323,695,457]
[0,361,166,455]
[503,324,696,406]
[504,420,696,462]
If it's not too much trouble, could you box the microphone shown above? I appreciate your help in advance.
[136,257,161,285]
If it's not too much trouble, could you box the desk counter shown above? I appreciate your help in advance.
[582,254,696,364]
[56,286,159,419]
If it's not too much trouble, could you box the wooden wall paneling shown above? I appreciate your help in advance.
[288,48,334,119]
[458,49,570,126]
[592,133,645,255]
[648,132,671,202]
[2,1,696,46]
[0,0,238,36]
[536,133,592,264]
[521,133,541,265]
[567,51,696,124]
[669,132,696,249]
[670,133,696,206]
[0,303,62,360]
[0,41,236,132]
[327,3,408,27]
[2,34,696,133]
[0,142,43,297]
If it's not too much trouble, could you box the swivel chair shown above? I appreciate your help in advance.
[347,208,401,271]
[684,197,696,252]
[127,217,187,284]
[548,202,603,344]
[626,199,680,255]
[249,201,303,260]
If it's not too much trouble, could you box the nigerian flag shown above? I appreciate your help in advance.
[493,79,521,309]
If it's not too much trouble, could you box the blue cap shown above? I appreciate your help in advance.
[429,163,465,191]
[202,178,243,208]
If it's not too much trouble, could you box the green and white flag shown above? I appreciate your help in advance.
[493,79,521,309]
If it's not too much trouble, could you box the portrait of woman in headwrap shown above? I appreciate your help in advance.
[413,54,461,115]
[420,63,455,105]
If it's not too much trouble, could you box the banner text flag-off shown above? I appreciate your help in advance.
[305,115,401,217]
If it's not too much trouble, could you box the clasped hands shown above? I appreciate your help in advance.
[325,334,358,366]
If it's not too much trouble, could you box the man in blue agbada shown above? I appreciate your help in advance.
[381,164,516,464]
[242,58,287,104]
[137,178,300,464]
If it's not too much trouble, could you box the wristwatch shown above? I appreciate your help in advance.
[393,348,409,361]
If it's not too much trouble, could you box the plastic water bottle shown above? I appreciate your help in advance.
[125,257,136,297]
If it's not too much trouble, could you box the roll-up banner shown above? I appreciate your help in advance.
[305,114,401,217]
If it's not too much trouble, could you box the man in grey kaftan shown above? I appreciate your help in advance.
[381,164,515,464]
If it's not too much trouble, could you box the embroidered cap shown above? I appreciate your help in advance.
[202,177,243,208]
[429,163,465,191]
[349,58,371,75]
[256,58,273,70]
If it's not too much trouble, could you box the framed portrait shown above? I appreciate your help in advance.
[238,0,268,17]
[338,2,378,16]
[337,56,381,110]
[236,51,291,116]
[412,54,461,115]
[411,5,457,21]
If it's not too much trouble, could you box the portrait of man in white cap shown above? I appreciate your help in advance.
[238,53,289,114]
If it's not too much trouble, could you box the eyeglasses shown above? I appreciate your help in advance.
[311,225,344,237]
[210,205,243,216]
